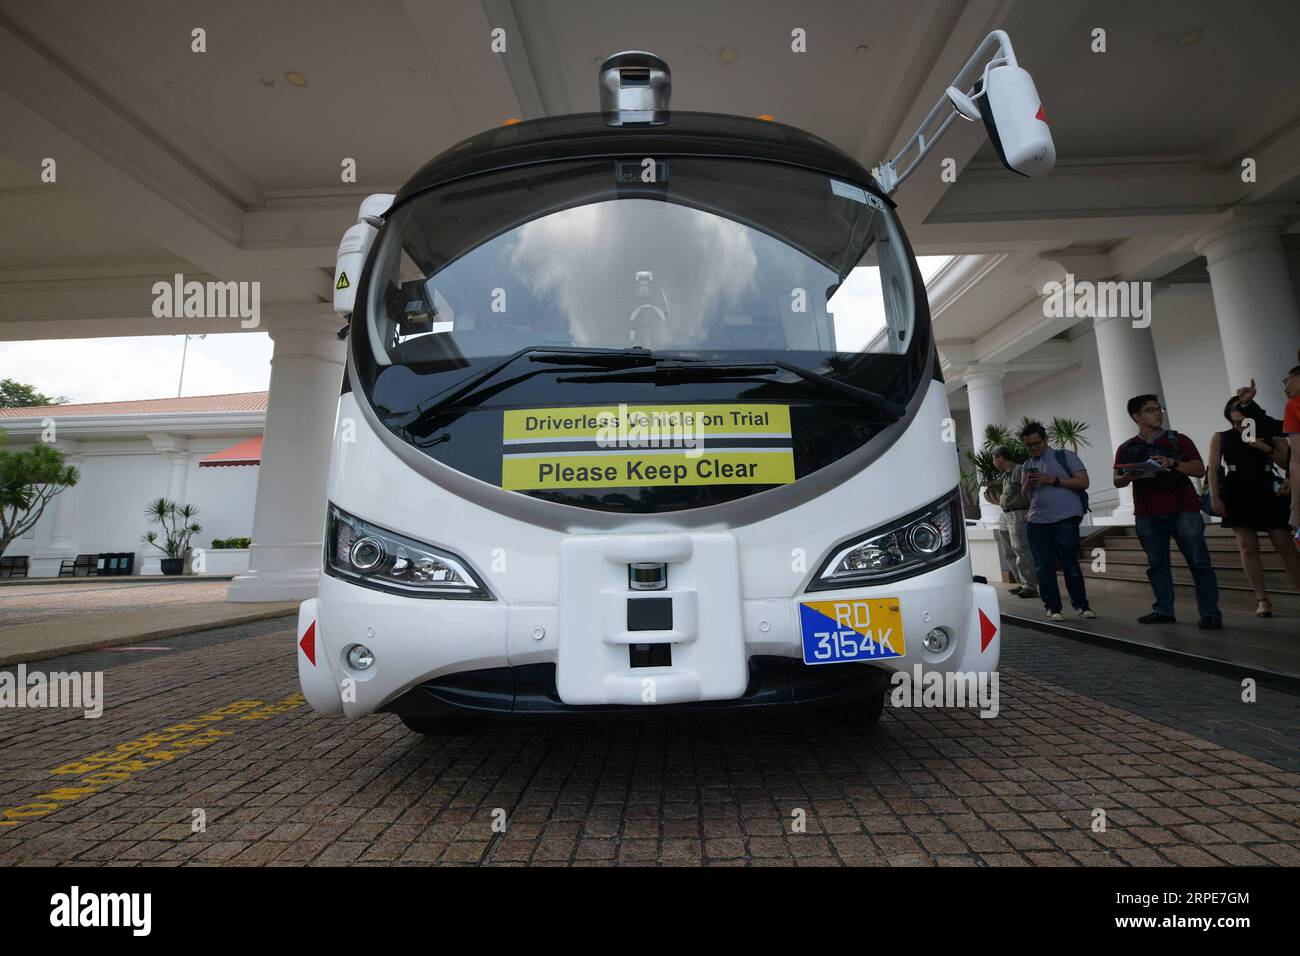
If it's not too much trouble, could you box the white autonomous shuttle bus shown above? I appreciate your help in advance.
[297,33,1055,733]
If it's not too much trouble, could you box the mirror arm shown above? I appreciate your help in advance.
[872,30,1017,195]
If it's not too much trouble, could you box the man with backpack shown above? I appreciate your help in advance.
[1113,394,1222,629]
[1019,421,1095,622]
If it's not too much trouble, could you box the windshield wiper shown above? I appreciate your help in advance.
[556,360,906,419]
[386,347,685,436]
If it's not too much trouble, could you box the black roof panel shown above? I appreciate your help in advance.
[392,111,885,210]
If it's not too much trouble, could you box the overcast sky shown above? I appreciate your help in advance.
[0,333,273,404]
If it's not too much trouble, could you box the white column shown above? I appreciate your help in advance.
[166,452,192,503]
[47,449,82,553]
[1093,313,1164,521]
[228,316,346,602]
[964,368,1007,525]
[147,434,192,503]
[1195,217,1300,391]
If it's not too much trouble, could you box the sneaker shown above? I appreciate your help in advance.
[1048,612,1065,622]
[1075,607,1096,619]
[1138,612,1176,624]
[1016,587,1039,599]
[1009,585,1025,596]
[1197,616,1223,630]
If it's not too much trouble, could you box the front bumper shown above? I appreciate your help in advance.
[296,551,1001,719]
[382,657,895,718]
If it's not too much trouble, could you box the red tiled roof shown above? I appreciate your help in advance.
[0,391,268,419]
[199,435,263,467]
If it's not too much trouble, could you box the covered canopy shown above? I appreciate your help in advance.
[199,436,263,467]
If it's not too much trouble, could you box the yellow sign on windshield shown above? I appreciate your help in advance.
[501,403,795,490]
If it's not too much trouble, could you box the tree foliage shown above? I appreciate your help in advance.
[959,415,1092,498]
[0,379,68,409]
[0,436,79,557]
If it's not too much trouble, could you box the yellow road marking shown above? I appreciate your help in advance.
[0,692,305,828]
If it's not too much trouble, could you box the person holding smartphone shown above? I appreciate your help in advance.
[1019,421,1093,622]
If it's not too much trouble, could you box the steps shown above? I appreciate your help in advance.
[1076,524,1300,612]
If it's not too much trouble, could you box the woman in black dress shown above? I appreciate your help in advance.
[1208,395,1300,616]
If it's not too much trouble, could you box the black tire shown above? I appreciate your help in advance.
[399,714,477,736]
[831,688,885,726]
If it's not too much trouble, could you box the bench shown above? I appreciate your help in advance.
[0,555,30,579]
[58,554,101,577]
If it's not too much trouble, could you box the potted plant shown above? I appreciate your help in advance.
[962,447,1004,504]
[141,498,201,575]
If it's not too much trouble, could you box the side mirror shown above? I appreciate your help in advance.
[333,193,395,317]
[333,223,373,317]
[978,64,1054,178]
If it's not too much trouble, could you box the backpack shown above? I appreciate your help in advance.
[1053,449,1091,513]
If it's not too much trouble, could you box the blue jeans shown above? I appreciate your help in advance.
[1025,517,1090,614]
[1135,511,1220,620]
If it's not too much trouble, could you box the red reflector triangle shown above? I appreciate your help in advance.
[978,609,997,652]
[300,621,317,666]
[1035,104,1048,124]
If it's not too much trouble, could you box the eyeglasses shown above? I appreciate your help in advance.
[1139,406,1165,414]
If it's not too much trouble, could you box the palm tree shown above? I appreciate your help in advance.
[979,423,1028,462]
[1048,417,1091,452]
[141,499,202,559]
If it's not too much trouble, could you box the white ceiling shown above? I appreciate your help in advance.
[971,0,1300,166]
[0,0,1297,349]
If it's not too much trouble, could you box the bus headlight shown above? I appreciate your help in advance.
[326,504,492,599]
[809,489,964,590]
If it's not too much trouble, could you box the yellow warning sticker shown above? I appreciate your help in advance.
[502,403,790,441]
[335,272,350,290]
[503,451,795,490]
[501,403,795,490]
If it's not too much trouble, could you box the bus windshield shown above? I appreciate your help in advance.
[363,158,918,376]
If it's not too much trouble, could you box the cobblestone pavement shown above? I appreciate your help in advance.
[0,580,233,627]
[1002,625,1300,773]
[0,619,1296,866]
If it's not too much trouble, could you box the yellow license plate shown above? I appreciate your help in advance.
[799,598,904,664]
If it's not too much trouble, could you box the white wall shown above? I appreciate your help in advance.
[3,435,259,576]
[186,457,259,547]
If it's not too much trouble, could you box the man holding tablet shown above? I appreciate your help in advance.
[1114,395,1222,629]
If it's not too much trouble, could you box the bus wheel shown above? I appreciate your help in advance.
[400,714,477,736]
[831,689,885,726]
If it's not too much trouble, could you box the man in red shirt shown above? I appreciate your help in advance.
[1283,356,1300,532]
[1114,394,1221,628]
